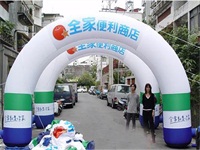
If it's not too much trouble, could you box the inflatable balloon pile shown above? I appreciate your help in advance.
[29,120,95,150]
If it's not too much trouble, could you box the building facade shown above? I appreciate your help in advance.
[42,13,64,27]
[0,0,43,88]
[142,0,200,33]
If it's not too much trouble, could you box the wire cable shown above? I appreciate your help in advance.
[159,30,200,49]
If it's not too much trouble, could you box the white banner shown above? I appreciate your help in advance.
[34,103,54,115]
[4,110,32,128]
[163,110,191,128]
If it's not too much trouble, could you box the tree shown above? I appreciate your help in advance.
[89,64,97,80]
[56,77,65,84]
[77,72,95,88]
[113,70,119,84]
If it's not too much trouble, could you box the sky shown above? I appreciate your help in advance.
[42,0,142,17]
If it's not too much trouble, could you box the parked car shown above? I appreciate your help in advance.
[54,84,76,108]
[95,89,101,96]
[65,82,78,102]
[107,84,130,108]
[88,86,96,95]
[77,87,87,93]
[99,89,108,99]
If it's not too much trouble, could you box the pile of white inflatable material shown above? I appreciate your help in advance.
[29,120,95,150]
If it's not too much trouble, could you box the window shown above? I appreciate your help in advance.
[117,85,130,93]
[0,1,9,11]
[111,86,115,92]
[158,7,171,23]
[55,85,70,92]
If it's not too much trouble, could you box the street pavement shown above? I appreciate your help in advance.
[32,93,195,150]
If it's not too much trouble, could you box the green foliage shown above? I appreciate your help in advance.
[113,68,133,84]
[66,74,75,80]
[0,20,15,35]
[95,81,100,87]
[124,69,132,77]
[89,64,97,80]
[56,77,65,84]
[113,70,119,84]
[77,72,95,87]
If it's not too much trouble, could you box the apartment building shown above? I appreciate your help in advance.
[42,13,64,27]
[0,0,43,96]
[142,0,200,33]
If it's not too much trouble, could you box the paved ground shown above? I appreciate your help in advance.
[32,93,196,150]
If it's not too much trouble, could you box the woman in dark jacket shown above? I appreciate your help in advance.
[142,83,156,143]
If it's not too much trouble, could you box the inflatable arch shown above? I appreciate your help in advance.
[4,13,191,147]
[34,43,160,129]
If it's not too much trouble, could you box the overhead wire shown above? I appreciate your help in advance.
[159,30,200,49]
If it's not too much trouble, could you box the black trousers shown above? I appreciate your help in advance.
[143,110,155,139]
[126,113,136,129]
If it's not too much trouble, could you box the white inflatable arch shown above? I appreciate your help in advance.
[4,13,191,148]
[34,43,160,129]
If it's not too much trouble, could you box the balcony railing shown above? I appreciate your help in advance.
[0,34,14,47]
[150,0,156,8]
[17,5,34,26]
[152,1,172,16]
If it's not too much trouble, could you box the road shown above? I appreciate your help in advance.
[32,93,194,150]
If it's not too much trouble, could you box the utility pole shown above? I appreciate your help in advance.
[101,0,117,89]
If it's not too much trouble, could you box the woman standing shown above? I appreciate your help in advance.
[142,83,156,143]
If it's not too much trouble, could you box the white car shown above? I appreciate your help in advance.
[107,84,130,108]
[77,88,87,93]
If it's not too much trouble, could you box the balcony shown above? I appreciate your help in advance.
[0,34,14,47]
[17,5,34,26]
[152,1,172,16]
